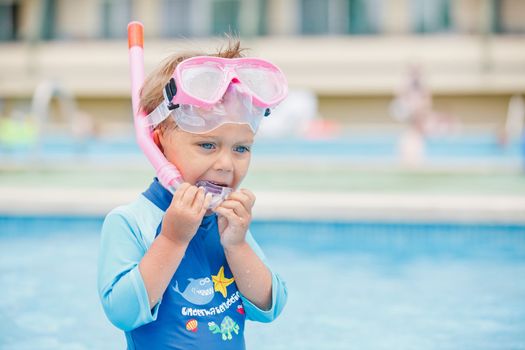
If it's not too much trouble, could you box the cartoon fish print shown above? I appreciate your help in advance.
[172,277,214,305]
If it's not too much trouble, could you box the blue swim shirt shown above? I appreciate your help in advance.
[98,179,288,349]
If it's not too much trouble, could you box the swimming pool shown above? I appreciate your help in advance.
[1,216,524,349]
[1,132,523,168]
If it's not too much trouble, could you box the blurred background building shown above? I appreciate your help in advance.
[0,0,524,136]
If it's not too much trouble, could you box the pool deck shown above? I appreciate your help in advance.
[2,185,524,224]
[1,153,524,224]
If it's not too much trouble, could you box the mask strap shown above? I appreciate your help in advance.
[145,80,180,127]
[145,98,171,127]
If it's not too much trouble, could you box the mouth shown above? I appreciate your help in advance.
[196,180,232,195]
[198,180,229,188]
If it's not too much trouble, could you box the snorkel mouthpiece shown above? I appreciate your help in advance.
[196,180,233,208]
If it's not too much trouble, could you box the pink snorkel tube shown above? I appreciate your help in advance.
[128,21,182,193]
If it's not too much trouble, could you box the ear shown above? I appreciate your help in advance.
[152,128,164,153]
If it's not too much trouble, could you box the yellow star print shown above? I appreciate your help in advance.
[212,266,235,298]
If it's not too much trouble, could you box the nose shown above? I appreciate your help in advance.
[213,149,234,173]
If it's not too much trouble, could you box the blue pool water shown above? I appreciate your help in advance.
[1,217,524,349]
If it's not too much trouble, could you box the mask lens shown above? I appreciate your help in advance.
[235,66,283,103]
[180,63,224,101]
[172,84,263,134]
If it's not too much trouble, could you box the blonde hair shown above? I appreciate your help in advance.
[139,39,246,132]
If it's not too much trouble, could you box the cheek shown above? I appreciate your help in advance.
[164,148,194,180]
[235,157,251,179]
[179,155,214,184]
[164,148,183,170]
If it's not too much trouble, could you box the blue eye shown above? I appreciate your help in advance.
[234,145,250,153]
[199,143,215,150]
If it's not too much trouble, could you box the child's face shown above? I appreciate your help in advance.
[158,123,254,189]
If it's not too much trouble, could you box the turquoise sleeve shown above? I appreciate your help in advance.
[97,210,161,331]
[240,230,288,323]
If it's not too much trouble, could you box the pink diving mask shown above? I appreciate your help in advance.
[145,56,288,134]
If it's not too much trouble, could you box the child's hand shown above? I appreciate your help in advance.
[160,183,212,245]
[213,189,255,249]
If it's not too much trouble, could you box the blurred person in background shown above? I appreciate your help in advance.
[497,94,525,171]
[498,94,524,146]
[390,64,459,166]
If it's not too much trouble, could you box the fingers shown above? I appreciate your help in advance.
[240,189,256,206]
[218,198,249,218]
[172,183,210,213]
[214,189,255,225]
[190,186,205,208]
[181,185,199,206]
[163,183,211,245]
[195,192,212,216]
[173,185,254,218]
[213,206,239,223]
[172,182,191,202]
[227,189,256,212]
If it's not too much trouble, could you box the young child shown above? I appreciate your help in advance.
[97,41,288,349]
